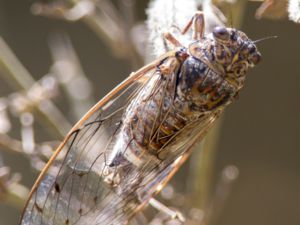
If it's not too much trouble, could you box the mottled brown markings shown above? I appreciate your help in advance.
[65,219,69,225]
[132,64,181,158]
[129,73,161,147]
[136,71,187,156]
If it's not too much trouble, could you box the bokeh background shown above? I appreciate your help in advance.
[0,0,299,225]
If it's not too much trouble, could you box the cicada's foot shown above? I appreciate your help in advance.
[102,166,121,187]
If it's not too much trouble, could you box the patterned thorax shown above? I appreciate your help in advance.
[176,26,261,113]
[190,27,261,89]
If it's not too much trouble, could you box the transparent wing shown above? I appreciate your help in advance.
[20,54,221,225]
[20,60,160,225]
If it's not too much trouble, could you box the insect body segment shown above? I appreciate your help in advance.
[20,11,261,225]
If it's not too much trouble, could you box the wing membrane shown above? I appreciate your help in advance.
[20,53,221,225]
[20,61,159,225]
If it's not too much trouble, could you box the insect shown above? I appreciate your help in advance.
[20,11,261,225]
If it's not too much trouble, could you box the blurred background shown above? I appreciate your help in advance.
[0,0,299,225]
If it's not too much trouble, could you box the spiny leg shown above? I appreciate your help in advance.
[162,11,205,49]
[163,32,183,48]
[163,11,205,50]
[182,11,205,40]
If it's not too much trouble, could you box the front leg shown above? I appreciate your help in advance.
[182,11,205,40]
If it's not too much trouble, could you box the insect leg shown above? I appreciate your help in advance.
[148,198,185,222]
[163,32,183,47]
[182,11,205,40]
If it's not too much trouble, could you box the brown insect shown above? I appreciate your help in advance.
[20,11,261,225]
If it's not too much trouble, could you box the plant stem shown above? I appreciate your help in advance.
[0,37,71,138]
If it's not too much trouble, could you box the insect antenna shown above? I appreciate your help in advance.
[253,35,278,44]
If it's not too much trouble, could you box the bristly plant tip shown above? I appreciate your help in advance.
[288,0,300,23]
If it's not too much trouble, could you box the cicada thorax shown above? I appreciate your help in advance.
[175,54,235,113]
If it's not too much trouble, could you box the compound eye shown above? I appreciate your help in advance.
[249,52,261,65]
[213,26,230,41]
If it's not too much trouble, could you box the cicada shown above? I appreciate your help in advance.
[20,11,261,225]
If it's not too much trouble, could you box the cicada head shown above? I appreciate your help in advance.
[211,26,261,88]
[190,26,261,89]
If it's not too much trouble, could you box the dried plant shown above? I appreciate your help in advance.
[253,0,300,23]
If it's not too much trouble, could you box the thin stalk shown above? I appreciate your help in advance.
[0,37,71,138]
[1,182,29,210]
